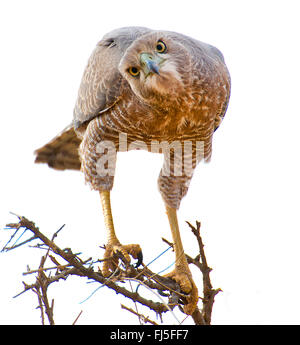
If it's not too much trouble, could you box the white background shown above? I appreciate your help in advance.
[1,0,300,325]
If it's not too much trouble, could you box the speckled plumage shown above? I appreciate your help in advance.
[36,27,230,207]
[35,27,231,314]
[50,26,230,209]
[35,27,230,209]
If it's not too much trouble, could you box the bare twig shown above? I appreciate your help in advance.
[4,215,175,315]
[3,215,221,325]
[186,221,222,325]
[72,310,83,325]
[121,304,158,325]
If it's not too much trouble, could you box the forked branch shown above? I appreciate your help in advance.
[3,214,220,325]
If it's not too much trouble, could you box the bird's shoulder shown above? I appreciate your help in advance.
[73,27,152,129]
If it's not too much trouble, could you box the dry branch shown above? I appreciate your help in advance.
[3,214,220,325]
[120,304,158,325]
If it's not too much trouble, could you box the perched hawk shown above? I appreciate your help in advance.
[35,27,230,314]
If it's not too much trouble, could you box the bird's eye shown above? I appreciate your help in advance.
[128,66,140,77]
[156,40,167,53]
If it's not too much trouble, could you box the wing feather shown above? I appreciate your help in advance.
[73,27,151,129]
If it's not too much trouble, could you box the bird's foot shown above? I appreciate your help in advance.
[164,268,198,315]
[102,242,143,277]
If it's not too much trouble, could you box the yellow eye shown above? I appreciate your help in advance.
[128,66,140,77]
[156,40,167,53]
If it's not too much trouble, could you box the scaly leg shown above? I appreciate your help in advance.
[164,205,198,315]
[100,190,142,276]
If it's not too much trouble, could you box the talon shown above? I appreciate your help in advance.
[102,243,142,276]
[135,250,143,268]
[113,246,130,264]
[164,269,198,315]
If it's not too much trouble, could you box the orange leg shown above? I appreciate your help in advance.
[164,205,198,315]
[100,190,142,276]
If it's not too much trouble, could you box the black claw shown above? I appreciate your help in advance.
[158,290,169,297]
[135,251,143,268]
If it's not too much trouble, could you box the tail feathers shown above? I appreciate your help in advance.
[34,124,81,171]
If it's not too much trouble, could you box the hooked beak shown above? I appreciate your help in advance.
[140,52,163,77]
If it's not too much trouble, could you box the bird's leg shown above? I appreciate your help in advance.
[164,205,199,315]
[100,190,142,276]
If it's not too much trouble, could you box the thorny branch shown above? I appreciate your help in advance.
[2,214,221,325]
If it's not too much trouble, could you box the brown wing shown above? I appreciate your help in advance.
[34,27,152,170]
[34,124,81,170]
[73,41,123,129]
[73,27,152,129]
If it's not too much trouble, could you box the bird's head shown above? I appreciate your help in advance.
[119,32,192,106]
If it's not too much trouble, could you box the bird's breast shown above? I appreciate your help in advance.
[100,92,216,145]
